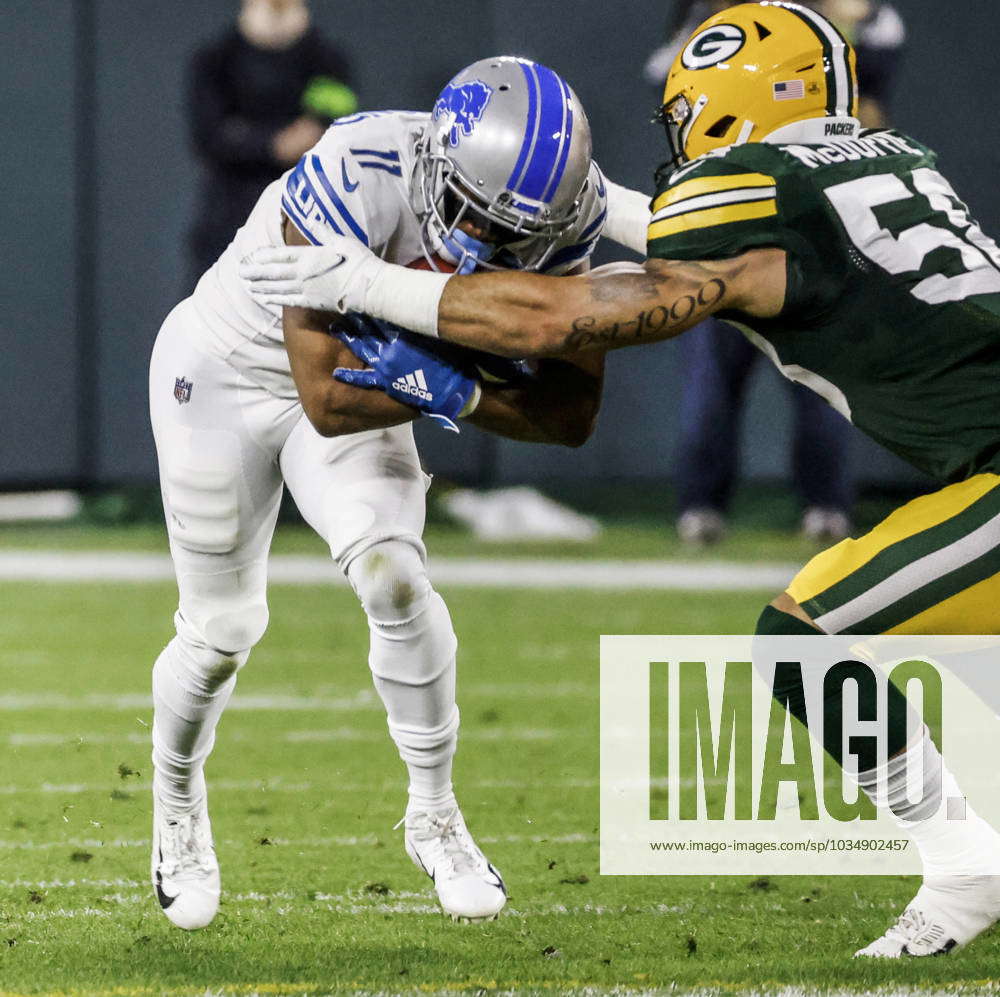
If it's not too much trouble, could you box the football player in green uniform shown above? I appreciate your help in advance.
[241,1,1000,957]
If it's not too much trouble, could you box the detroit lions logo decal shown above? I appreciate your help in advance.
[433,80,494,147]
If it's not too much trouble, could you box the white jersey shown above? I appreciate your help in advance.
[186,110,610,399]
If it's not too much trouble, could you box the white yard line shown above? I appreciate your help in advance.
[0,691,380,712]
[6,727,568,746]
[0,896,681,923]
[0,689,592,712]
[0,773,600,796]
[0,832,593,851]
[0,549,794,590]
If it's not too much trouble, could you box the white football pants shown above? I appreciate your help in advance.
[148,300,459,815]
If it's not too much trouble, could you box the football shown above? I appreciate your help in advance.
[407,254,457,274]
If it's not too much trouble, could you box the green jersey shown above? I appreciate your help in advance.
[647,130,1000,483]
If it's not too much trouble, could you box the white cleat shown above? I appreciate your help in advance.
[401,806,507,922]
[151,796,221,930]
[855,877,1000,957]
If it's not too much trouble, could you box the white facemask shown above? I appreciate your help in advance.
[238,0,310,50]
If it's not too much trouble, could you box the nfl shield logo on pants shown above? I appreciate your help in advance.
[174,377,193,404]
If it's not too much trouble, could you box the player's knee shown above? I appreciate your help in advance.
[348,540,431,625]
[203,603,269,658]
[191,642,249,687]
[163,631,251,697]
[174,600,269,682]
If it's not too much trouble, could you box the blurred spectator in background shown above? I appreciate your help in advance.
[187,0,358,287]
[645,0,905,544]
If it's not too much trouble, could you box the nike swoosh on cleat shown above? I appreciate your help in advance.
[154,848,178,909]
[487,862,507,895]
[413,850,435,883]
[341,158,359,193]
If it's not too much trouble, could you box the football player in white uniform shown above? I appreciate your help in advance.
[149,56,649,931]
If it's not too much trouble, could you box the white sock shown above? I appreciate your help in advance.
[855,727,1000,878]
[151,632,245,814]
[348,543,459,815]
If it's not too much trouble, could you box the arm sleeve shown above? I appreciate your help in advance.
[187,45,278,169]
[281,145,373,248]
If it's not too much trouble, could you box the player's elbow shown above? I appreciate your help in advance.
[560,399,600,448]
[570,410,599,448]
[550,422,592,449]
[303,406,342,438]
[540,384,600,448]
[300,387,350,437]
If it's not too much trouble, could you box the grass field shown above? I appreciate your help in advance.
[1,523,999,996]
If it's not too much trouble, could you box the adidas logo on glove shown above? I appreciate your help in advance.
[392,369,434,402]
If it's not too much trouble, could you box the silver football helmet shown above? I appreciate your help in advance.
[412,56,593,273]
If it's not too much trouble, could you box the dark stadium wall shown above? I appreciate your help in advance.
[1,0,994,490]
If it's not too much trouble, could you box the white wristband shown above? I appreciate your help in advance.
[362,261,452,338]
[602,177,652,256]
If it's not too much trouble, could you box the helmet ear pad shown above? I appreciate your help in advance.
[412,56,594,272]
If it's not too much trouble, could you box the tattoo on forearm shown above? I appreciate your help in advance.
[566,278,726,350]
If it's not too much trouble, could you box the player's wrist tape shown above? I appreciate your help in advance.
[363,261,451,339]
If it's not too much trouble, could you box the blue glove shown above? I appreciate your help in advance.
[332,314,480,432]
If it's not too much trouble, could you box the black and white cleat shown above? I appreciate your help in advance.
[401,806,507,923]
[855,878,1000,958]
[151,795,221,931]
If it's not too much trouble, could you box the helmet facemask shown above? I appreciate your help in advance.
[656,92,712,174]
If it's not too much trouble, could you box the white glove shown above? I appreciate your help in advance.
[239,236,380,313]
[239,235,452,337]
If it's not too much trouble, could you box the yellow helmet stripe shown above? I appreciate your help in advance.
[651,172,776,215]
[648,197,777,241]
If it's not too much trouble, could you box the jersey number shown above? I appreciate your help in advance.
[825,169,1000,305]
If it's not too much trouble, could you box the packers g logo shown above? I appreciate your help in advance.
[681,24,747,69]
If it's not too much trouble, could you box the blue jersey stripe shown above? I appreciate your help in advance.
[285,159,345,238]
[349,148,400,161]
[580,206,607,242]
[311,155,369,246]
[513,63,572,203]
[506,61,539,197]
[280,195,321,244]
[358,161,403,177]
[543,239,596,272]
